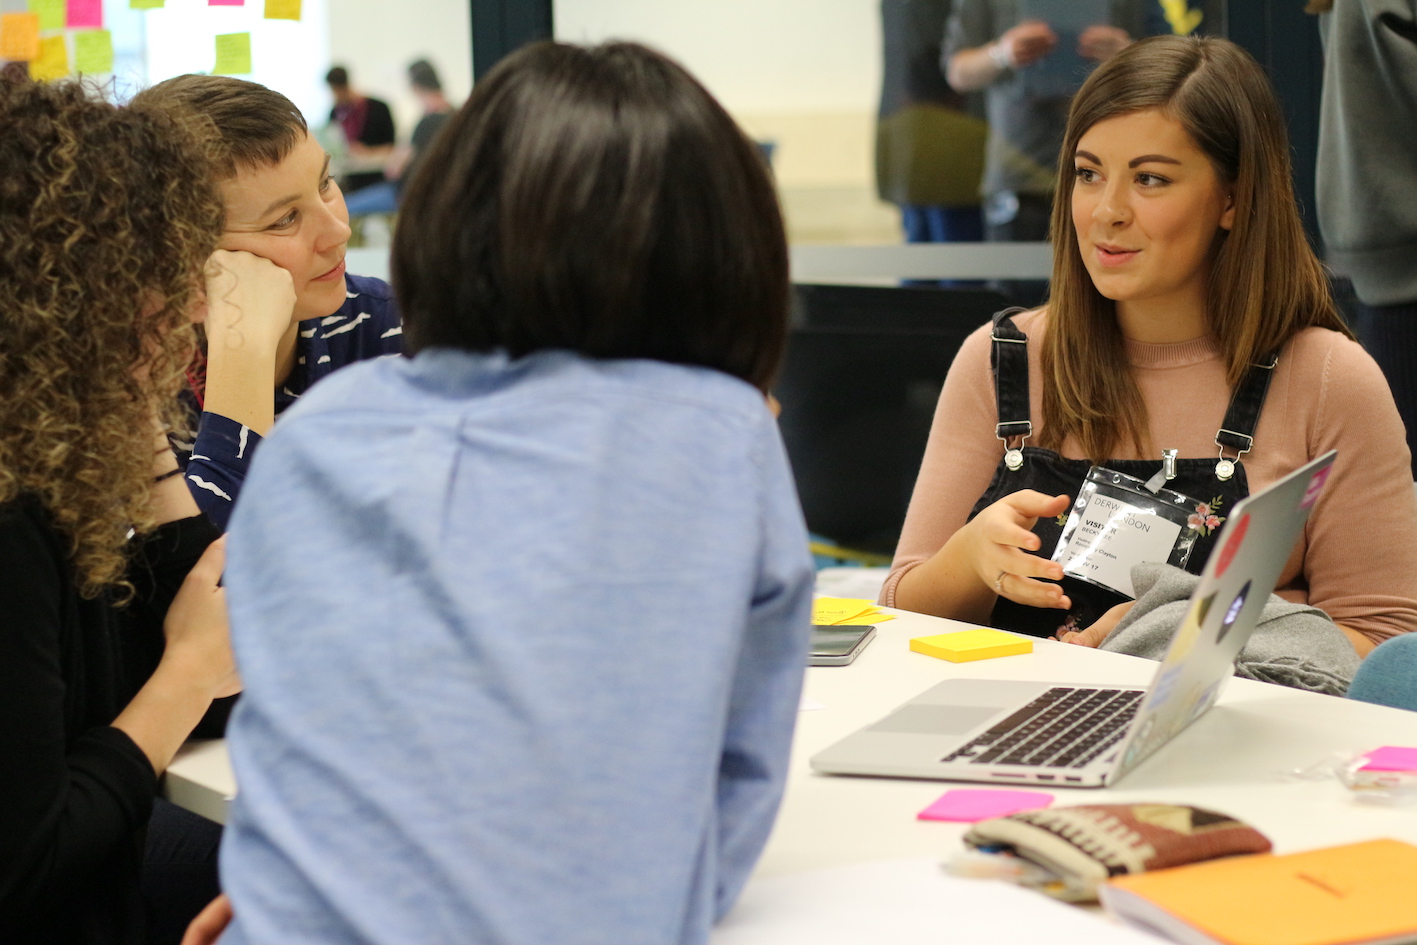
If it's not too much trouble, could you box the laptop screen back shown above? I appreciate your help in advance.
[1109,452,1337,781]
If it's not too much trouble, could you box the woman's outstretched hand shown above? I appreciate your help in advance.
[961,490,1073,610]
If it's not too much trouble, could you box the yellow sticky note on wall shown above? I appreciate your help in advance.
[130,0,166,8]
[30,34,68,80]
[213,32,251,74]
[264,0,300,20]
[1,13,41,61]
[72,28,112,73]
[27,0,63,31]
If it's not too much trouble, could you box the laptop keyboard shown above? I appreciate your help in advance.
[941,687,1144,769]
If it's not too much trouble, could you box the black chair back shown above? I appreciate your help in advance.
[775,283,1010,553]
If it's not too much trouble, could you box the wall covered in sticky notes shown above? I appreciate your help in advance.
[0,0,472,165]
[0,0,325,102]
[139,0,330,120]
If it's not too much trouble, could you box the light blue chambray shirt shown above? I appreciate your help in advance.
[219,348,814,945]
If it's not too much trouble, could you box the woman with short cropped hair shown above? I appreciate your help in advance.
[132,75,404,531]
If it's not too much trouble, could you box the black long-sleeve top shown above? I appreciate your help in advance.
[0,495,218,944]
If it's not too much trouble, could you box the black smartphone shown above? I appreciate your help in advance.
[809,625,876,666]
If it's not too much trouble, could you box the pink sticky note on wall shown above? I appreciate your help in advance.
[209,0,245,5]
[66,0,101,28]
[1361,746,1417,772]
[917,789,1053,823]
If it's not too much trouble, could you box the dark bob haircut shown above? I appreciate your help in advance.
[392,41,790,393]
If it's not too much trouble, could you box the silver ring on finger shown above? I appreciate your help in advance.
[994,570,1008,593]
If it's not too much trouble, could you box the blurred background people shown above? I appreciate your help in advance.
[876,0,987,244]
[325,65,396,195]
[344,58,456,219]
[944,0,1150,244]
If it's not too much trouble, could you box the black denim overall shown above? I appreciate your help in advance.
[969,311,1278,638]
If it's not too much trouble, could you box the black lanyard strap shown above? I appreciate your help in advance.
[1215,351,1279,459]
[990,309,1032,444]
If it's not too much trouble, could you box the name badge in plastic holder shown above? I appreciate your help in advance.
[1051,467,1201,599]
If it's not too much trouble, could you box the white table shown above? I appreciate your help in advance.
[166,606,1417,939]
[756,609,1417,876]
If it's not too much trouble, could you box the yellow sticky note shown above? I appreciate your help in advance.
[834,610,895,624]
[30,34,67,80]
[812,597,879,626]
[263,0,300,19]
[130,0,166,8]
[1160,0,1203,36]
[910,628,1032,663]
[213,32,251,74]
[832,608,893,626]
[1,13,41,61]
[27,0,63,31]
[72,28,112,73]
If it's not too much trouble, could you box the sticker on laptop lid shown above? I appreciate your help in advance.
[1299,465,1333,510]
[1215,581,1252,644]
[1213,513,1250,579]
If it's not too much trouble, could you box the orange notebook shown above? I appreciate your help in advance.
[1100,839,1417,945]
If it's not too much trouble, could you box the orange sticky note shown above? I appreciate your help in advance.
[30,34,68,80]
[264,0,300,19]
[1,12,41,62]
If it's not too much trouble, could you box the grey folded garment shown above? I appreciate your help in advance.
[1097,562,1358,695]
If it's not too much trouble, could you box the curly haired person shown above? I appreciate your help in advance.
[0,78,240,945]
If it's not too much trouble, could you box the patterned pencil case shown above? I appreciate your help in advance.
[962,804,1272,902]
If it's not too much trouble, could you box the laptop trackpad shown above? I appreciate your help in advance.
[868,704,1003,735]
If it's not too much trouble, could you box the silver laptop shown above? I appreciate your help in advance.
[810,452,1337,789]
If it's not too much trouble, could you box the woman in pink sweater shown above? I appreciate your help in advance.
[886,35,1417,657]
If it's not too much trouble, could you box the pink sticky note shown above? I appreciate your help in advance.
[209,0,245,5]
[1360,746,1417,772]
[917,789,1053,823]
[66,0,101,28]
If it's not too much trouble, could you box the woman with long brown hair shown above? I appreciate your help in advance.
[0,79,239,943]
[886,35,1417,657]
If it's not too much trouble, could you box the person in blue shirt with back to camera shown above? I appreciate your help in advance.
[198,40,816,945]
[132,76,404,531]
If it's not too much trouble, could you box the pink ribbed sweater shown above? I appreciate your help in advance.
[882,310,1417,645]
